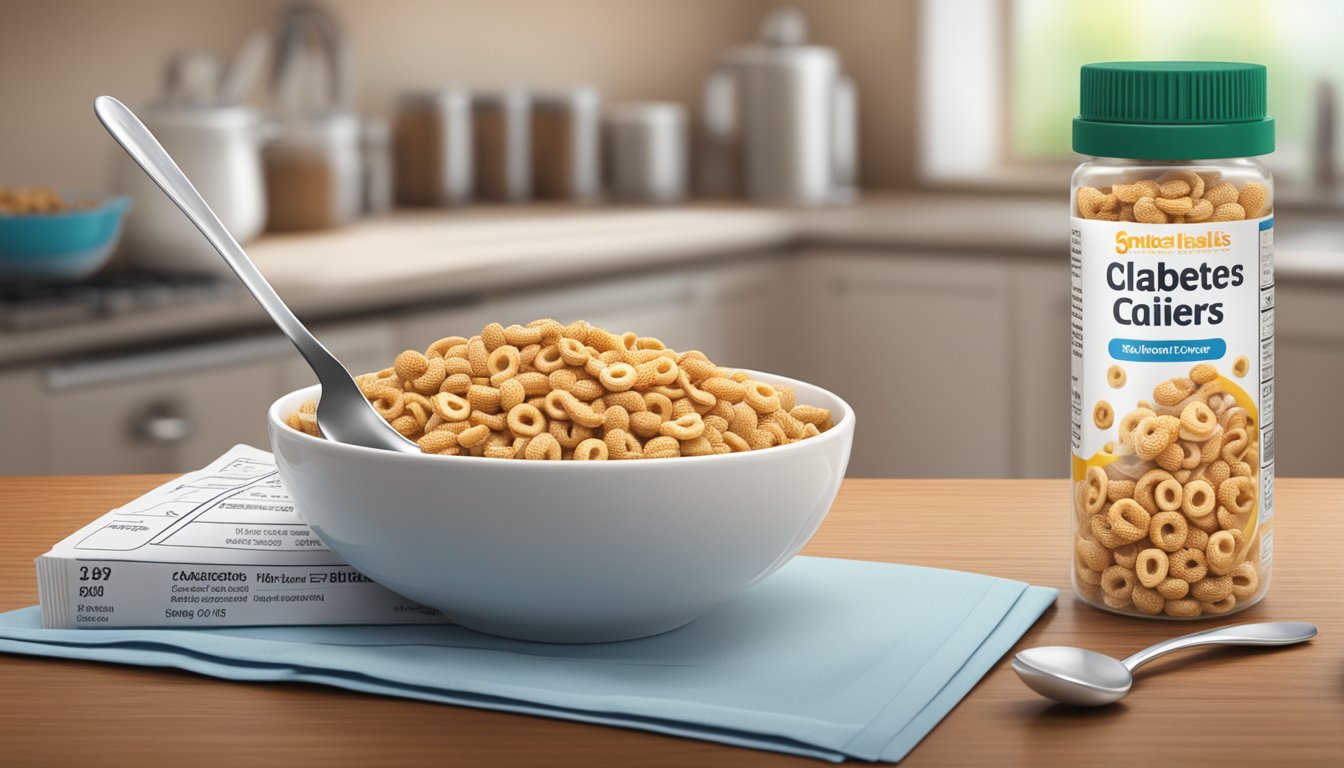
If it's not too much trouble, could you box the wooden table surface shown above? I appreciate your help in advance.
[0,476,1340,767]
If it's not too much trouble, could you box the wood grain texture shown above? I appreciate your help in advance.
[0,476,1340,767]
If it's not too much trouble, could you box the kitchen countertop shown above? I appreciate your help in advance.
[2,193,1340,368]
[0,476,1338,766]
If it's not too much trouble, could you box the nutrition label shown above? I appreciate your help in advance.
[36,445,444,629]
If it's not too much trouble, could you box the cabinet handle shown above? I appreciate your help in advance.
[133,407,194,443]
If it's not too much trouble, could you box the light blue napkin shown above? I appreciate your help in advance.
[0,556,1054,762]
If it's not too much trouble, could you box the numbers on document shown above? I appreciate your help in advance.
[78,566,112,582]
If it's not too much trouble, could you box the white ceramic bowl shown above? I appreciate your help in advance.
[267,371,853,643]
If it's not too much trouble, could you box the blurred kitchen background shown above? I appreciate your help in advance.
[1,0,1340,477]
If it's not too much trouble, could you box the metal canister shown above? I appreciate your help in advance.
[531,86,602,201]
[393,90,472,207]
[472,90,532,202]
[603,102,687,204]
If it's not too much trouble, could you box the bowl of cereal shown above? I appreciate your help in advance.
[0,187,131,281]
[268,320,854,643]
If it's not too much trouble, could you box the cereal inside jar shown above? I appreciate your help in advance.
[1070,63,1274,618]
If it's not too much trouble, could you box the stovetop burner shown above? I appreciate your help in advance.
[0,270,237,333]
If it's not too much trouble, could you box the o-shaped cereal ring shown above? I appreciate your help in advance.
[1191,574,1233,603]
[1200,595,1237,614]
[506,403,546,438]
[1106,365,1126,389]
[457,423,491,449]
[1111,542,1140,569]
[1217,476,1255,516]
[1154,477,1183,512]
[1203,459,1231,489]
[1232,355,1250,378]
[1154,442,1185,473]
[524,431,562,460]
[1148,510,1188,553]
[1179,401,1218,441]
[394,350,429,381]
[643,435,682,459]
[1169,547,1208,583]
[1132,416,1179,460]
[1181,479,1217,518]
[1134,469,1176,514]
[1135,548,1169,588]
[1229,562,1259,601]
[1102,593,1133,610]
[1093,401,1114,430]
[1153,378,1196,406]
[1084,466,1108,515]
[660,413,706,441]
[599,362,638,392]
[1089,515,1129,550]
[1184,526,1210,553]
[1221,428,1250,463]
[1106,499,1151,544]
[573,437,609,461]
[532,343,565,374]
[1076,537,1111,572]
[1116,407,1155,443]
[744,381,781,414]
[1107,479,1136,502]
[1131,585,1166,615]
[487,344,520,382]
[1100,565,1136,601]
[1157,576,1190,600]
[1164,598,1202,618]
[1206,530,1242,575]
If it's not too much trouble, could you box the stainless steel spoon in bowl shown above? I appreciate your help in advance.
[1013,621,1317,707]
[94,96,420,454]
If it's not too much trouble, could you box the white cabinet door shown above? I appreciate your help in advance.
[693,257,793,376]
[798,250,1016,478]
[1272,282,1344,476]
[43,337,288,474]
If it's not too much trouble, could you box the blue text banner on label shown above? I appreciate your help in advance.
[1109,338,1226,362]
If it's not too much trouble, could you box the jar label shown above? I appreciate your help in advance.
[1071,216,1273,571]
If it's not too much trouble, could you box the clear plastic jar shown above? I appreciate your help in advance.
[1069,63,1275,618]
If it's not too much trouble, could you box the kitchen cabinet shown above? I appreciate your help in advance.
[692,258,792,375]
[796,250,1018,478]
[0,320,401,477]
[0,367,49,475]
[1272,282,1344,476]
[43,337,286,475]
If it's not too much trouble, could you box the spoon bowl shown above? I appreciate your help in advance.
[1012,646,1133,706]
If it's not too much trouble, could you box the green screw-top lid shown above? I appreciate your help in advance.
[1073,62,1274,160]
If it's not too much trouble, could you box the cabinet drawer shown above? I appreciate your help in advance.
[44,339,288,474]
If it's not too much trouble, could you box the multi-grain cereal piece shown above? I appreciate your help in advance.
[289,319,833,460]
[1073,363,1262,617]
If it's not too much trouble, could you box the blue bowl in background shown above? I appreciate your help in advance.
[0,196,132,281]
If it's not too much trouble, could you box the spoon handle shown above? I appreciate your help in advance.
[92,95,346,383]
[1121,621,1317,672]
